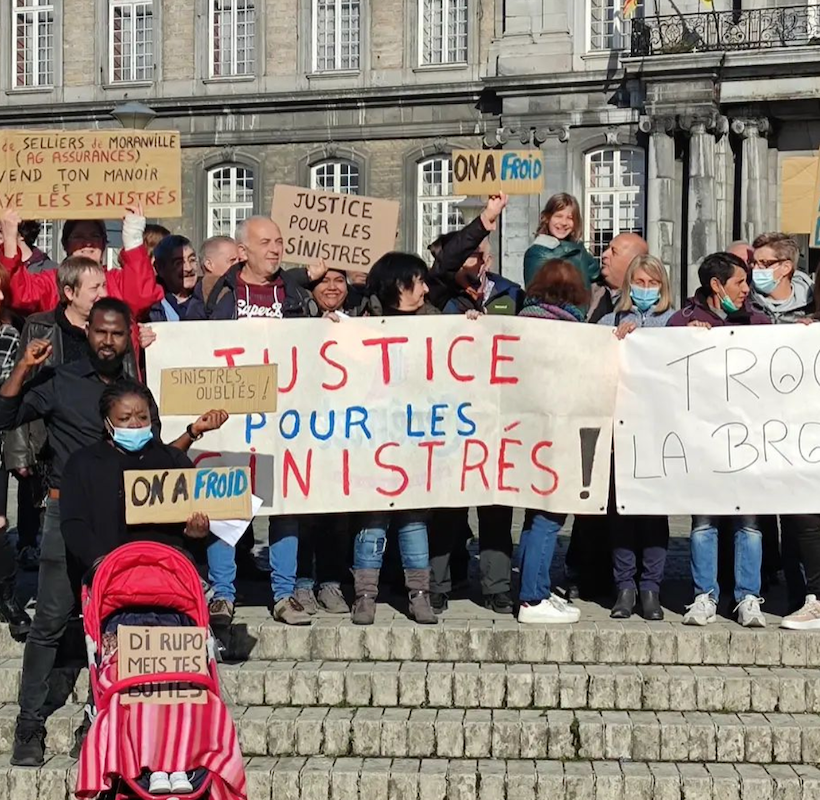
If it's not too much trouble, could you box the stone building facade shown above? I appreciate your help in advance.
[1,0,819,297]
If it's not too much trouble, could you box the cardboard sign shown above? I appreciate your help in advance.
[117,625,208,705]
[271,185,399,273]
[124,467,252,524]
[160,365,278,416]
[781,157,818,235]
[0,129,181,219]
[452,150,545,195]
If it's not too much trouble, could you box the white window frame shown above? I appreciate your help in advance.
[310,160,361,195]
[108,0,154,83]
[208,0,256,79]
[12,0,55,89]
[418,0,468,66]
[584,146,646,258]
[312,0,361,72]
[416,156,464,261]
[587,0,638,53]
[206,165,255,237]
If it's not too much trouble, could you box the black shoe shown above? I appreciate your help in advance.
[565,583,580,602]
[640,589,664,621]
[69,713,92,759]
[0,594,31,638]
[483,592,514,615]
[610,588,636,619]
[11,723,45,767]
[430,592,448,614]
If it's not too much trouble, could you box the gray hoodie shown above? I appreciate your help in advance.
[752,270,814,324]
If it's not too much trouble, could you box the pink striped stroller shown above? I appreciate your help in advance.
[75,541,246,800]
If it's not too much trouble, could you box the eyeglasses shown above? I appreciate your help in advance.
[750,258,787,269]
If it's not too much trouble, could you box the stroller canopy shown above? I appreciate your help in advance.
[84,542,209,644]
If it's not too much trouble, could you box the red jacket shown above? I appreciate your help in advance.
[0,246,163,358]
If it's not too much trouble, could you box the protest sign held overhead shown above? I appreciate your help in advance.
[160,365,278,416]
[0,129,181,219]
[453,150,545,195]
[271,185,399,273]
[615,326,820,515]
[118,626,209,705]
[124,466,252,524]
[146,317,619,516]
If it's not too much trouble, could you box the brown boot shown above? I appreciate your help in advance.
[351,569,379,625]
[405,569,438,625]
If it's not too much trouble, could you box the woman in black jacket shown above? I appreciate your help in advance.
[60,380,211,575]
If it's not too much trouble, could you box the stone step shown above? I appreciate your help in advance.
[1,608,812,666]
[2,756,819,800]
[10,702,820,763]
[4,661,819,715]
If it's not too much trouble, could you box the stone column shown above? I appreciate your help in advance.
[682,114,724,294]
[731,118,771,245]
[643,116,681,306]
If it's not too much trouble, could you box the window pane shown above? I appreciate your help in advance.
[417,157,464,261]
[421,0,467,65]
[585,148,646,258]
[110,1,154,82]
[212,0,255,77]
[311,160,361,195]
[315,0,359,71]
[14,0,54,87]
[207,167,255,237]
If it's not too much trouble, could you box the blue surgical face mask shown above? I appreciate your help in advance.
[752,268,779,295]
[108,421,153,452]
[630,285,661,312]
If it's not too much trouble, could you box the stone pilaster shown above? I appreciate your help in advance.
[731,118,771,245]
[642,116,681,306]
[681,113,727,294]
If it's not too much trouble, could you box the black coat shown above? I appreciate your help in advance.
[60,438,196,573]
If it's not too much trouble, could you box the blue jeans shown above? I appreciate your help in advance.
[207,536,237,603]
[691,515,762,603]
[518,511,567,604]
[269,516,300,602]
[353,512,429,570]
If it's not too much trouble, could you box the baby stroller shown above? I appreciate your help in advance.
[75,541,247,800]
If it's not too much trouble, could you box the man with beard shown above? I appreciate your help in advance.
[0,297,227,766]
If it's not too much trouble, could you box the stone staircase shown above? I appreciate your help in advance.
[0,592,818,800]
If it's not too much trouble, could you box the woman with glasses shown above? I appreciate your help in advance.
[749,233,813,324]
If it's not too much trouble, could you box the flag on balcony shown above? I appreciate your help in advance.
[622,0,639,18]
[699,0,714,7]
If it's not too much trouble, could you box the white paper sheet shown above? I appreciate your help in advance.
[209,495,264,547]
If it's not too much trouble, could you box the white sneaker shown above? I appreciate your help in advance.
[683,592,717,626]
[781,595,820,631]
[149,772,171,795]
[735,595,766,628]
[518,596,580,624]
[170,772,194,794]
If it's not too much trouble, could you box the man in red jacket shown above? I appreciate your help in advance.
[0,208,163,357]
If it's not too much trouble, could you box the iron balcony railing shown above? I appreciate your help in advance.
[631,5,820,56]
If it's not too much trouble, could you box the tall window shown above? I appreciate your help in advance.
[310,161,360,194]
[13,0,54,88]
[109,1,154,82]
[38,220,57,259]
[313,0,360,72]
[420,0,468,65]
[588,0,640,51]
[207,166,254,237]
[210,0,255,78]
[417,157,464,260]
[585,148,645,257]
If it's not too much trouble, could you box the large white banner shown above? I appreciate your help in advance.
[615,325,820,515]
[147,317,618,515]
